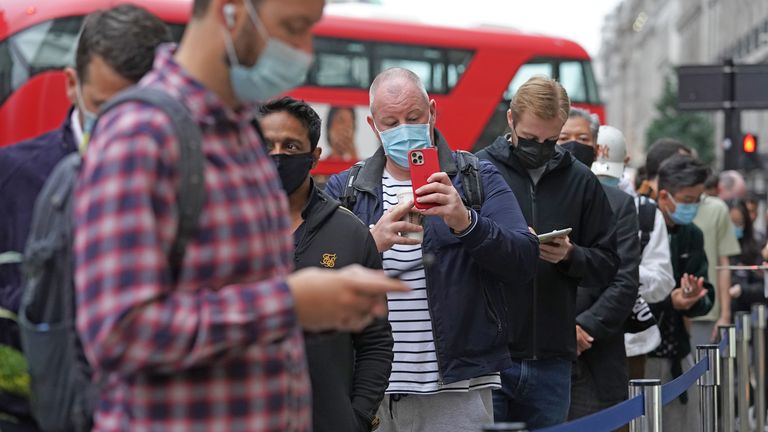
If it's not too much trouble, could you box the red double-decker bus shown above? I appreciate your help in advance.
[0,0,603,175]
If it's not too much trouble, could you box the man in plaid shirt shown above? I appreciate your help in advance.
[74,0,406,430]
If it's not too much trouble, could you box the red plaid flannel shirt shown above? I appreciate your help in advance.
[74,44,310,431]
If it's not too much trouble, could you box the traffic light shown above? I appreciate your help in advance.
[743,133,757,153]
[741,133,761,170]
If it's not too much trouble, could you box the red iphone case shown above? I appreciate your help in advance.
[408,148,441,210]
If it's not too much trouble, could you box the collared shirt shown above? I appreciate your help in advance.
[70,108,84,148]
[74,44,309,431]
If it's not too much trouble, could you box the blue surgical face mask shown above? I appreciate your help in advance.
[223,1,313,103]
[599,176,620,187]
[734,226,744,240]
[375,121,432,168]
[76,84,97,153]
[668,196,700,225]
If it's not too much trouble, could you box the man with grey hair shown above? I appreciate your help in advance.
[718,170,747,201]
[556,113,640,419]
[326,67,539,431]
[557,107,600,167]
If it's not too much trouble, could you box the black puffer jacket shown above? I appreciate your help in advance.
[477,136,619,359]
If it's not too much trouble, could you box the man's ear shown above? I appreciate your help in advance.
[64,67,78,106]
[312,147,322,168]
[429,99,437,125]
[367,115,380,141]
[657,189,672,209]
[506,109,514,130]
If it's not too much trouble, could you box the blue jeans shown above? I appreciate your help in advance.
[493,358,573,429]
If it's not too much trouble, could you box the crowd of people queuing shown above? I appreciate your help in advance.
[0,0,766,431]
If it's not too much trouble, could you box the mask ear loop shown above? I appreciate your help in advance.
[242,0,270,42]
[221,25,240,68]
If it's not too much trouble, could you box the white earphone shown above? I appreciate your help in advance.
[223,4,236,29]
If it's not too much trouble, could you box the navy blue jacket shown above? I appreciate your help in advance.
[0,109,78,313]
[0,109,76,423]
[325,130,539,384]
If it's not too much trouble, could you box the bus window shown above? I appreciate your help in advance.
[473,58,600,152]
[583,61,601,105]
[375,43,472,94]
[308,38,370,88]
[377,43,445,92]
[0,17,83,106]
[503,62,553,100]
[0,18,186,107]
[558,60,586,102]
[307,37,473,94]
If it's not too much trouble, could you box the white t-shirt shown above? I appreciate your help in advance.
[381,170,500,394]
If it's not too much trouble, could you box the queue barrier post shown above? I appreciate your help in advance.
[719,325,736,432]
[753,303,767,432]
[628,379,662,432]
[736,311,752,432]
[697,344,720,432]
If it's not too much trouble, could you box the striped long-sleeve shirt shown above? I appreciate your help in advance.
[74,44,310,432]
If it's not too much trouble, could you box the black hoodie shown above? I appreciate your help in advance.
[476,136,619,359]
[293,182,392,432]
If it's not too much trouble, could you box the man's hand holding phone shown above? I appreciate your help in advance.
[370,199,423,252]
[414,172,471,232]
[671,273,707,311]
[539,232,574,264]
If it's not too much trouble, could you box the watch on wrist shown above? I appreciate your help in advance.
[451,207,473,235]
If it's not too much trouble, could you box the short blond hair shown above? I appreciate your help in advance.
[510,76,570,124]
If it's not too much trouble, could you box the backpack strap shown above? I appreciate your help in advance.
[340,161,366,211]
[637,196,657,252]
[95,87,205,282]
[455,150,485,211]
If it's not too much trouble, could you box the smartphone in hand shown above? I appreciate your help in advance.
[537,228,572,244]
[408,148,441,210]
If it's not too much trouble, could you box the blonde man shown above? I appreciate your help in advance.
[477,76,619,428]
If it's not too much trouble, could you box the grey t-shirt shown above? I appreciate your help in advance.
[528,166,547,185]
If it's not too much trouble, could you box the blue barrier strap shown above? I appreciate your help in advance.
[718,332,729,352]
[661,356,709,405]
[533,395,643,432]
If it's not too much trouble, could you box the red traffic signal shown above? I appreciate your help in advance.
[743,133,758,153]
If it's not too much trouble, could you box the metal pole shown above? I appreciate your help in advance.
[720,325,737,432]
[698,344,721,432]
[736,311,752,432]
[722,58,741,171]
[628,379,662,432]
[753,304,767,432]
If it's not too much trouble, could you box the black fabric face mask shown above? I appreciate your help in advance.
[512,136,557,169]
[560,140,596,167]
[270,152,315,194]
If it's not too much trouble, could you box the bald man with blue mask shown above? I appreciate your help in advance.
[325,67,539,432]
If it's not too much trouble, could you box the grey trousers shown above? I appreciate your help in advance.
[645,355,701,432]
[376,388,494,432]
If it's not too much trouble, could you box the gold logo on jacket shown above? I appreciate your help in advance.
[321,253,338,268]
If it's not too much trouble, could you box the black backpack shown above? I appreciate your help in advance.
[18,87,205,432]
[339,150,485,211]
[624,196,660,334]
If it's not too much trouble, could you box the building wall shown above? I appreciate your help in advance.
[598,0,768,170]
